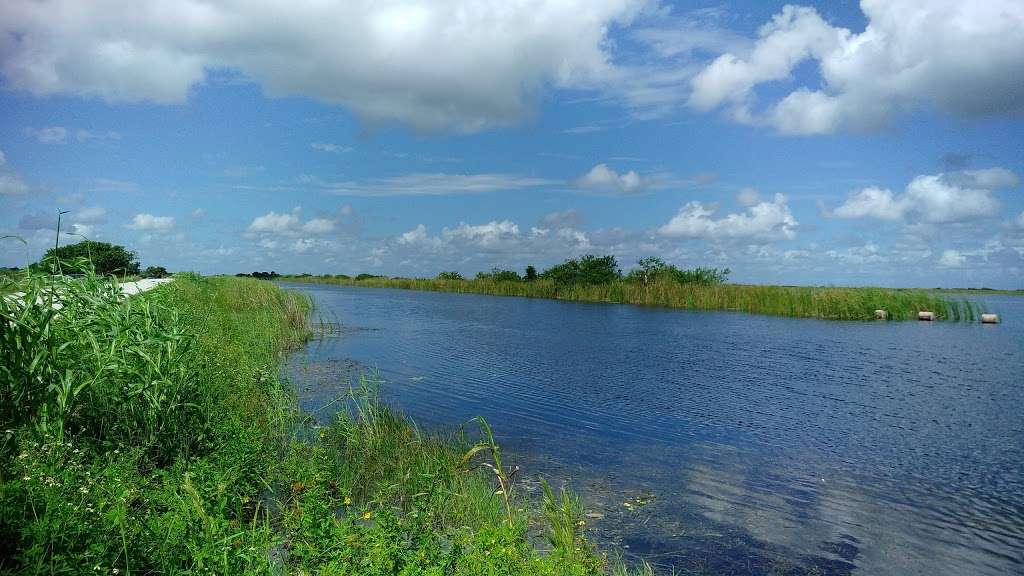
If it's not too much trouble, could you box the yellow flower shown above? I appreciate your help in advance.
[361,510,372,520]
[343,496,352,506]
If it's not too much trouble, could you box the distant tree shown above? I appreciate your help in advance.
[475,268,521,282]
[34,240,140,276]
[524,265,537,281]
[540,255,620,285]
[141,265,169,279]
[355,273,381,281]
[673,266,730,285]
[436,271,465,281]
[626,256,668,286]
[625,257,730,285]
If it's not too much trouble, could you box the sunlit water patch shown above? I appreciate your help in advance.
[282,283,1024,575]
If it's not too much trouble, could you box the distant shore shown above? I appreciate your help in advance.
[279,275,986,321]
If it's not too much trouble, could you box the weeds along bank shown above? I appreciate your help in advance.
[0,272,648,575]
[282,276,980,321]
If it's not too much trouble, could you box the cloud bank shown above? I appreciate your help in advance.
[689,0,1024,134]
[0,0,645,133]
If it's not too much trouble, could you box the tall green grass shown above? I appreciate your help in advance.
[283,275,981,321]
[1,269,650,575]
[1,270,309,573]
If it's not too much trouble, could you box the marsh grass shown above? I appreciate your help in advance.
[279,374,650,574]
[1,268,647,574]
[284,275,982,321]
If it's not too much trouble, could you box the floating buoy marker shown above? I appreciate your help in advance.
[981,314,999,324]
[918,311,935,321]
[874,309,887,320]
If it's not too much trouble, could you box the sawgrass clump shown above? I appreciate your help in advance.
[283,275,980,321]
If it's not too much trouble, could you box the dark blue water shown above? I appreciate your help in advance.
[283,283,1024,575]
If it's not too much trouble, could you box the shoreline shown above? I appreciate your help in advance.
[1,273,649,575]
[279,275,985,322]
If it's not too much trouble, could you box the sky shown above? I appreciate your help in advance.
[1,0,1022,288]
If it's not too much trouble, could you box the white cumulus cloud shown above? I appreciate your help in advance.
[689,1,1024,134]
[576,163,645,194]
[833,169,1016,224]
[248,211,300,234]
[0,0,645,133]
[248,208,337,237]
[126,213,175,232]
[658,193,798,241]
[443,221,520,248]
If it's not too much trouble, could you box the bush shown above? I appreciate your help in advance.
[476,268,521,282]
[625,257,729,285]
[437,271,465,281]
[141,265,169,278]
[524,266,537,281]
[33,240,140,276]
[540,255,620,285]
[355,273,382,281]
[235,271,280,280]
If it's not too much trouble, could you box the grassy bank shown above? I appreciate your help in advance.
[1,271,647,575]
[282,275,981,321]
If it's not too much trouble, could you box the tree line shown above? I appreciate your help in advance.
[436,255,730,286]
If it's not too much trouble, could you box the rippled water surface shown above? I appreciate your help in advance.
[282,283,1024,575]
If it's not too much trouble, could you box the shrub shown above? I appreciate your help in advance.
[355,273,382,281]
[524,265,537,281]
[476,268,521,282]
[437,271,465,281]
[625,257,729,285]
[141,265,170,278]
[540,255,620,285]
[236,271,280,280]
[33,240,140,276]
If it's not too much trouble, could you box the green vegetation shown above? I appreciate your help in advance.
[141,265,170,278]
[1,267,648,574]
[281,255,980,321]
[476,268,522,282]
[33,240,142,276]
[236,271,282,279]
[624,257,729,286]
[540,255,621,285]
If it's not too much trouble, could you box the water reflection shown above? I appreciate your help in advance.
[283,284,1024,575]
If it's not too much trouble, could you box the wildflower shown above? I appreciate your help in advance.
[18,453,27,460]
[343,496,352,506]
[113,569,120,575]
[22,476,31,481]
[361,510,372,520]
[80,487,89,494]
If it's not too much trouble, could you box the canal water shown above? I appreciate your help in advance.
[282,283,1024,575]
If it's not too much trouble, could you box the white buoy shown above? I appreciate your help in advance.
[918,311,935,321]
[874,309,888,320]
[981,313,999,324]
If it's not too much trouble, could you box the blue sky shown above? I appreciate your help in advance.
[1,0,1022,287]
